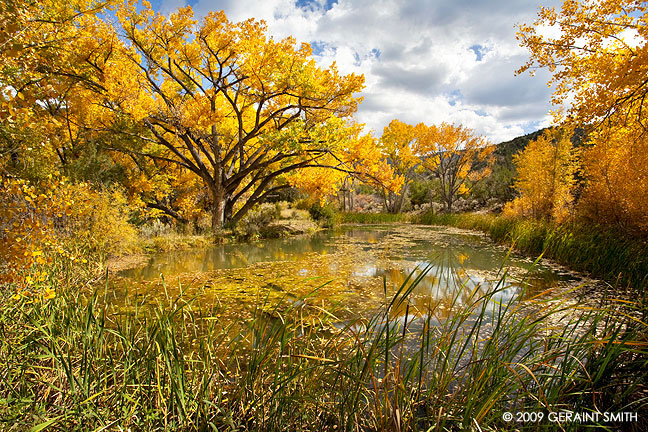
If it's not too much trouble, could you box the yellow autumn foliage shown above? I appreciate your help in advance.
[0,173,136,296]
[518,0,648,232]
[418,123,493,211]
[504,130,579,223]
[579,126,648,230]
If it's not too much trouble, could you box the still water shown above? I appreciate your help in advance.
[111,224,580,324]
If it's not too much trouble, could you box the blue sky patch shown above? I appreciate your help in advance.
[296,0,338,12]
[469,44,487,61]
[523,121,544,134]
[447,90,463,107]
[310,40,331,56]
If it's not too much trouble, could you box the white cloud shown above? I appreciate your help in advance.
[154,0,561,142]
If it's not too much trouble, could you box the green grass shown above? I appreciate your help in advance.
[339,212,411,224]
[1,262,646,431]
[414,211,648,293]
[139,233,215,253]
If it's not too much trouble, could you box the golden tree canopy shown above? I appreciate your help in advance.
[504,129,579,222]
[418,123,492,211]
[376,119,426,213]
[58,2,395,228]
[518,0,648,231]
[517,0,647,131]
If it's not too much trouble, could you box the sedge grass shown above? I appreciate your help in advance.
[339,212,412,224]
[0,261,646,431]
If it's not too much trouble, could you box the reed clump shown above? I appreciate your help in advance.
[1,264,646,431]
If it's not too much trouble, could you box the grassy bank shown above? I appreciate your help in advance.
[339,212,412,224]
[139,233,215,253]
[1,265,646,431]
[413,212,648,293]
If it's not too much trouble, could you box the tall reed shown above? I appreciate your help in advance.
[0,265,646,431]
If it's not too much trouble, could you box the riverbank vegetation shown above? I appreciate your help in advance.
[2,262,646,431]
[413,212,648,293]
[2,0,648,429]
[340,212,411,224]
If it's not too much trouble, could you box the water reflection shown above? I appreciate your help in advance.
[120,233,334,280]
[112,225,577,324]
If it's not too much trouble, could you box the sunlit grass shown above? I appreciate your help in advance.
[1,261,646,431]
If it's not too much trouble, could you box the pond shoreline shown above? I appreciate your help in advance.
[343,211,647,294]
[105,217,322,274]
[108,223,608,327]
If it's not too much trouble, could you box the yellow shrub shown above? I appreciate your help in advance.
[64,184,138,255]
[1,175,137,296]
[578,127,648,232]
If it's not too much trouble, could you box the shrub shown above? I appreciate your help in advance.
[64,184,138,256]
[1,176,137,297]
[138,220,174,238]
[308,202,337,228]
[409,179,437,206]
[236,203,280,239]
[293,198,313,210]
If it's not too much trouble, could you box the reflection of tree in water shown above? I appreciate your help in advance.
[112,225,571,324]
[376,251,477,319]
[119,233,334,280]
[341,228,391,244]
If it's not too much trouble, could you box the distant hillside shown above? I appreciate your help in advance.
[467,128,547,202]
[493,126,586,164]
[492,128,548,168]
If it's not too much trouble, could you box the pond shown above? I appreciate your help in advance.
[109,224,582,325]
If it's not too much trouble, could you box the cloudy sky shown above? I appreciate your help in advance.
[148,0,562,143]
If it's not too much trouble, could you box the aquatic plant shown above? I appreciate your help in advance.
[1,263,645,431]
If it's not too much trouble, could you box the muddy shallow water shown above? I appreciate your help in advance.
[107,224,588,325]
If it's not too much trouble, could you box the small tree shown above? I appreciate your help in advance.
[377,119,425,213]
[418,123,492,212]
[504,129,579,222]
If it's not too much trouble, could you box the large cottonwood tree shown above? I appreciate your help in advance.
[89,4,378,229]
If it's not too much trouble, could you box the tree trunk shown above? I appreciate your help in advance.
[386,182,408,214]
[445,197,453,212]
[224,198,234,225]
[210,187,225,230]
